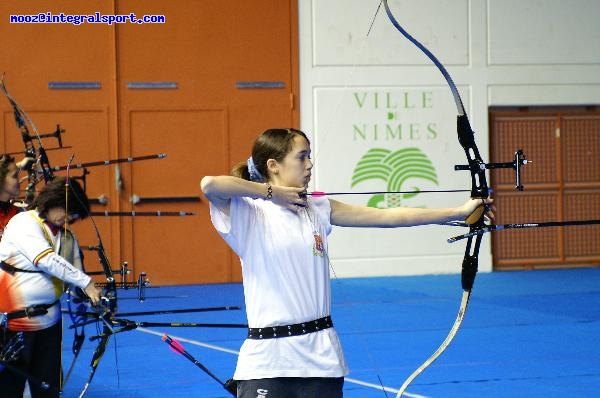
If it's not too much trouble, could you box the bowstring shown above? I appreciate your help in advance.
[61,156,72,392]
[309,0,383,188]
[62,154,88,389]
[64,155,75,257]
[325,250,396,397]
[314,3,397,396]
[66,160,122,394]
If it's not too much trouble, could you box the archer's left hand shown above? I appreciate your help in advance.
[462,197,495,224]
[83,281,103,306]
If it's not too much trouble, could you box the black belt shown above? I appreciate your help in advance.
[2,300,60,322]
[247,316,333,339]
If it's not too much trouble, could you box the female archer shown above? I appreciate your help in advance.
[200,128,493,398]
[0,177,102,398]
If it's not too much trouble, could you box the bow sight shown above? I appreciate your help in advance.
[455,149,531,191]
[81,259,150,302]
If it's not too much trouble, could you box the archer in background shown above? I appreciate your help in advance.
[200,128,494,398]
[0,177,102,398]
[0,154,35,238]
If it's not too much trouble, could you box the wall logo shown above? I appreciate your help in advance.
[351,147,438,208]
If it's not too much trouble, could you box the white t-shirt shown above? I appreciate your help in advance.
[0,210,90,331]
[210,196,349,379]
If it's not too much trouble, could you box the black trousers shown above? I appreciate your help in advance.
[0,322,62,398]
[237,377,344,398]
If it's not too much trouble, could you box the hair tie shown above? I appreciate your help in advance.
[247,156,265,182]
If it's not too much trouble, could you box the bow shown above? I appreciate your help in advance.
[0,74,55,204]
[380,2,491,396]
[76,213,118,398]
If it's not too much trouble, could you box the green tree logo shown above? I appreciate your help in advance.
[351,147,439,208]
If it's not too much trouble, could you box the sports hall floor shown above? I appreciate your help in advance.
[59,268,600,397]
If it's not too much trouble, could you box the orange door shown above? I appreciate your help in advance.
[0,0,121,271]
[115,0,299,284]
[489,107,600,270]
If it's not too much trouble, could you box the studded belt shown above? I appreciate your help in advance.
[247,316,333,339]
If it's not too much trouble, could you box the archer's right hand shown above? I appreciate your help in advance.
[270,185,308,213]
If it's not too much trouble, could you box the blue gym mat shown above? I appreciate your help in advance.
[59,268,600,397]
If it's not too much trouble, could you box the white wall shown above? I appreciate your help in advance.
[298,0,600,278]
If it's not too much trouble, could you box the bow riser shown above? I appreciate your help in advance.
[457,115,489,200]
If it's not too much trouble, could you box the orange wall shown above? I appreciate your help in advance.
[0,0,299,285]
